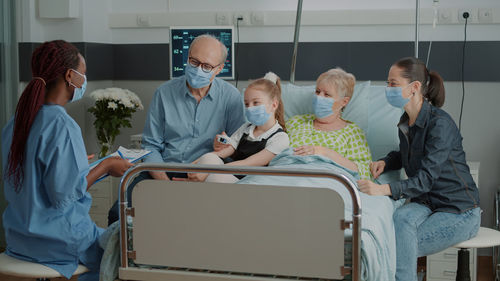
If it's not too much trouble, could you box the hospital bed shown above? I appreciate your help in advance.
[111,82,404,281]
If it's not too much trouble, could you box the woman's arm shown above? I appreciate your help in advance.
[381,151,403,171]
[388,118,456,200]
[295,146,359,171]
[87,157,132,190]
[358,180,392,196]
[293,124,371,177]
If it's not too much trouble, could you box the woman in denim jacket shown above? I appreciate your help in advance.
[358,57,480,281]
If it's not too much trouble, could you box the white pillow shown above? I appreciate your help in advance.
[364,86,403,161]
[342,81,371,132]
[281,83,315,120]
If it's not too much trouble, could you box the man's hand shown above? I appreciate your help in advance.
[370,161,386,179]
[213,131,231,152]
[149,171,169,180]
[172,173,209,182]
[87,154,95,161]
[357,180,391,196]
[188,172,209,182]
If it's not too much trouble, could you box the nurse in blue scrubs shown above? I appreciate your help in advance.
[1,40,132,281]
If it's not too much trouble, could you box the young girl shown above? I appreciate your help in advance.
[187,72,289,183]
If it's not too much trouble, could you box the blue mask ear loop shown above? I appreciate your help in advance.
[399,82,415,98]
[68,69,86,89]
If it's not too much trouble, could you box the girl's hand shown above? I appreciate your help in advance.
[293,145,323,156]
[357,180,392,196]
[186,172,209,182]
[87,154,95,161]
[213,131,231,152]
[370,160,386,179]
[105,157,133,177]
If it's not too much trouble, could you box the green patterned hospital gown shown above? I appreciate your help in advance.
[286,114,372,179]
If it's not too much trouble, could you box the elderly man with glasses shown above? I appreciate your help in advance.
[107,34,245,225]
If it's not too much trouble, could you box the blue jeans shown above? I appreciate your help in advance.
[393,203,481,281]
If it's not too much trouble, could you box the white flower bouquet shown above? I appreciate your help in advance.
[88,88,144,158]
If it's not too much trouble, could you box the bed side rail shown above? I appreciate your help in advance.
[118,163,362,281]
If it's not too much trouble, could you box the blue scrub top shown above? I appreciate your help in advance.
[1,105,103,278]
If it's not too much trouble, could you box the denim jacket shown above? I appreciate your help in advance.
[382,101,480,213]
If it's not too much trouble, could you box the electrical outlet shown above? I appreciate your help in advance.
[458,8,478,23]
[233,12,250,26]
[250,12,265,25]
[438,9,453,24]
[478,8,493,23]
[216,12,230,25]
[136,14,150,27]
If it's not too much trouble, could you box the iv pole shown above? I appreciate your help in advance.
[415,0,420,58]
[290,0,421,78]
[290,0,303,84]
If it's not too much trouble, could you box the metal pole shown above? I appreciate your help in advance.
[290,0,303,84]
[415,0,420,58]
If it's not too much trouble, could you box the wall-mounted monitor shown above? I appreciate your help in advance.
[169,26,234,80]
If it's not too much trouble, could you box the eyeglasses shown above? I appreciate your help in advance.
[188,57,220,73]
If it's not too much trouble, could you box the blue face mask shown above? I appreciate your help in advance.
[312,95,335,118]
[245,105,271,126]
[185,63,214,89]
[385,86,410,108]
[68,69,87,103]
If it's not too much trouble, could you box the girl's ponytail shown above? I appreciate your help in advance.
[273,76,287,132]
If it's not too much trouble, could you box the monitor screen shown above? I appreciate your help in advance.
[170,26,234,80]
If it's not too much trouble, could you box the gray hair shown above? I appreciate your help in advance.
[316,68,356,99]
[189,34,228,65]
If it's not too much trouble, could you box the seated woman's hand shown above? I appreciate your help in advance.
[105,157,133,177]
[293,145,324,156]
[357,180,392,196]
[370,161,386,179]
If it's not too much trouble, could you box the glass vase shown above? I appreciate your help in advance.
[98,141,113,158]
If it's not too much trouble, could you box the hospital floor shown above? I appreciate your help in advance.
[0,257,495,281]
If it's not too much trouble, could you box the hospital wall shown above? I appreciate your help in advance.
[9,0,500,254]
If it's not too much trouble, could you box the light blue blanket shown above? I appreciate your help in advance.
[237,149,397,281]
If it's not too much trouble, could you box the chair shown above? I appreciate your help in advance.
[454,227,500,281]
[0,252,88,281]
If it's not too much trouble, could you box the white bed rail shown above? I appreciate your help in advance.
[119,163,362,281]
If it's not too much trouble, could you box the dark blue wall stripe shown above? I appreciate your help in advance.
[19,41,500,82]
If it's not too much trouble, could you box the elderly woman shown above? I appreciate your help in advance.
[286,68,372,179]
